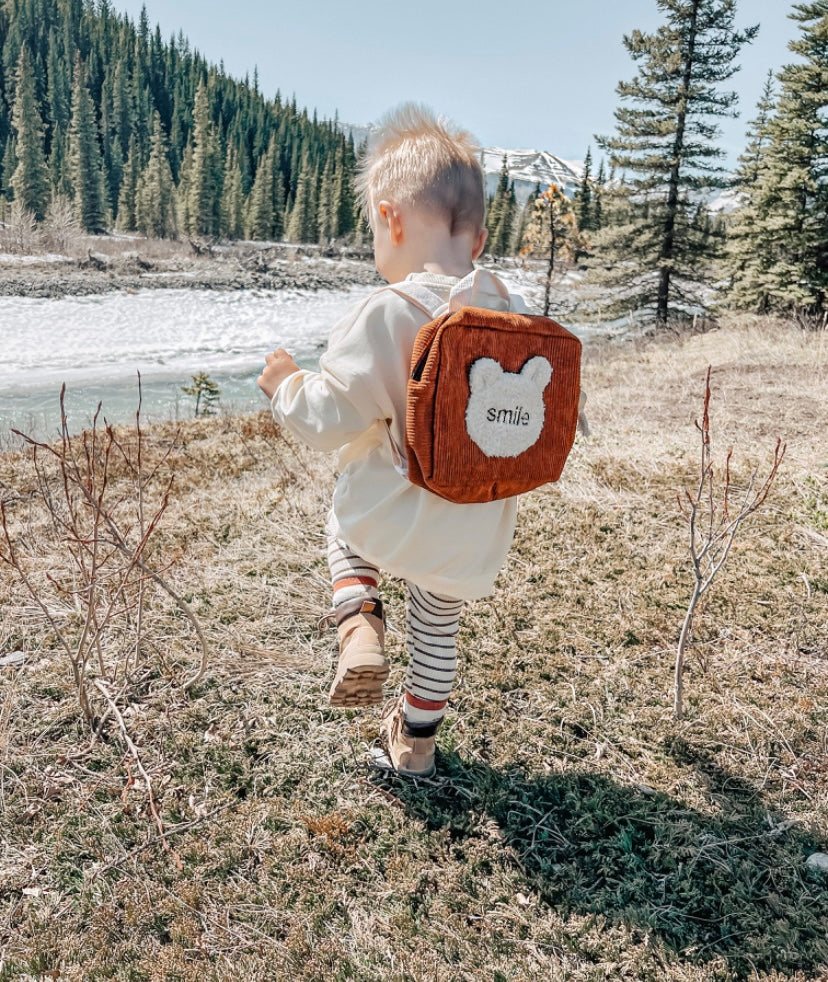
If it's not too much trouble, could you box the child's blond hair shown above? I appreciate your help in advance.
[355,104,486,236]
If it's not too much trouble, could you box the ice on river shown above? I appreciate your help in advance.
[0,284,375,440]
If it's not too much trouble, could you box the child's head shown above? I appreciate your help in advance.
[356,104,488,280]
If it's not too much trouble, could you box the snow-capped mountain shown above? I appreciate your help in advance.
[482,148,583,204]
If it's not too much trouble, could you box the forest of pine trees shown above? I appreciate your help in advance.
[1,0,826,323]
[0,0,360,243]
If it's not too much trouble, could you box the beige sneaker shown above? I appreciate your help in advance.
[378,696,442,778]
[328,597,388,708]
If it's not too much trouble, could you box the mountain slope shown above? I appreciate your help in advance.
[482,148,583,203]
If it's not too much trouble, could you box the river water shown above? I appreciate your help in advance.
[0,285,376,442]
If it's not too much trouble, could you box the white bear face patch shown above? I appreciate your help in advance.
[465,356,552,458]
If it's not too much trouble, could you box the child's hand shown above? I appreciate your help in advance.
[258,348,300,400]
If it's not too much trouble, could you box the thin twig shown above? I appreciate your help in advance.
[92,679,166,840]
[674,366,785,719]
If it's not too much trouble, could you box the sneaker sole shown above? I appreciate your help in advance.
[369,746,436,778]
[328,665,390,707]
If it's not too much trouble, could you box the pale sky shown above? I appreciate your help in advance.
[114,0,801,165]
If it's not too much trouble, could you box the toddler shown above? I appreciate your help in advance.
[258,104,533,778]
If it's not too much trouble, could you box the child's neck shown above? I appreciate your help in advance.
[421,257,476,278]
[412,236,476,279]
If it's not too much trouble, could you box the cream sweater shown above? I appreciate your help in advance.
[271,268,529,600]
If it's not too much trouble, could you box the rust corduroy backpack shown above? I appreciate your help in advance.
[391,274,582,504]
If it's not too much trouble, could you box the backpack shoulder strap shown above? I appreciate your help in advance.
[385,281,448,319]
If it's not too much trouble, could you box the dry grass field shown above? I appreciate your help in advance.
[1,315,826,981]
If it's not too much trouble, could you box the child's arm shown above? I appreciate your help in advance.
[261,294,401,452]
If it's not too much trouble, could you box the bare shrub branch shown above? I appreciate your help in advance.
[0,378,209,728]
[674,366,785,719]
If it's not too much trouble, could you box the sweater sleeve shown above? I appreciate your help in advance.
[270,292,401,452]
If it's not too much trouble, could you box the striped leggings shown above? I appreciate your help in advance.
[328,535,463,721]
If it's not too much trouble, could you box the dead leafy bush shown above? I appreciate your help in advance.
[41,193,82,255]
[0,199,40,254]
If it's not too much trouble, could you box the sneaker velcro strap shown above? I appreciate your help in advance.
[335,596,384,627]
[402,718,442,739]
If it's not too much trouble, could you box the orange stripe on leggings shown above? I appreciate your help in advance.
[405,692,448,712]
[333,576,378,590]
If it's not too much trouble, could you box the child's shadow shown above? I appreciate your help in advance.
[373,739,828,978]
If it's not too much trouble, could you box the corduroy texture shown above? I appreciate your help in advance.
[406,305,582,502]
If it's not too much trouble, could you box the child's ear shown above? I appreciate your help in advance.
[378,199,404,246]
[472,226,488,260]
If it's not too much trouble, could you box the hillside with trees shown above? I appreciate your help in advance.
[0,0,359,243]
[0,0,826,327]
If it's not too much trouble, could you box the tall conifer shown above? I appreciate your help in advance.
[725,6,828,315]
[317,154,335,242]
[68,55,107,232]
[487,155,510,251]
[723,72,777,311]
[333,140,355,238]
[593,159,606,231]
[186,78,220,235]
[221,144,244,239]
[574,146,593,233]
[117,135,141,231]
[286,151,316,243]
[136,111,176,237]
[10,46,50,220]
[594,0,758,326]
[246,138,275,240]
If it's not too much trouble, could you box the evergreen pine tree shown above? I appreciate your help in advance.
[573,146,593,233]
[10,46,50,220]
[221,144,244,239]
[246,137,275,240]
[45,27,70,193]
[722,72,777,311]
[135,111,176,237]
[593,159,606,231]
[68,55,108,233]
[317,153,335,242]
[486,154,510,252]
[333,140,355,238]
[286,151,316,242]
[186,78,220,236]
[498,181,518,254]
[593,0,758,326]
[117,134,141,231]
[726,6,828,315]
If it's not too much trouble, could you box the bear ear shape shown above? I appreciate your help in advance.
[522,356,553,391]
[469,357,504,389]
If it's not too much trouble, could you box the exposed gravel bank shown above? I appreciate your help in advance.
[0,241,382,299]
